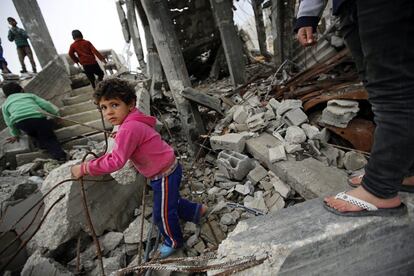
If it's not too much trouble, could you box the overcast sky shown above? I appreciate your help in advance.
[0,0,254,75]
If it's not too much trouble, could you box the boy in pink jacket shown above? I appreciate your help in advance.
[71,78,206,258]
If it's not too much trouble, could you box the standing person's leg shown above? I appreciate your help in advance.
[92,63,104,82]
[151,165,184,251]
[325,0,414,215]
[17,47,27,73]
[24,46,37,73]
[83,64,97,89]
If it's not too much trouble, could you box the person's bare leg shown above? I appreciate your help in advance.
[350,174,414,186]
[324,186,401,213]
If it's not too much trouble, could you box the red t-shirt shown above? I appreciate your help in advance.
[68,39,105,65]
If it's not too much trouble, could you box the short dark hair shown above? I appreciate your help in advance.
[2,81,23,97]
[72,30,83,40]
[7,17,16,23]
[93,78,136,106]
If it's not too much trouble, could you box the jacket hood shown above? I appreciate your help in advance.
[124,108,156,128]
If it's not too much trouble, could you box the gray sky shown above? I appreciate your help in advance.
[0,0,255,75]
[1,0,128,73]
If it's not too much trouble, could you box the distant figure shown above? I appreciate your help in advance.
[68,30,107,89]
[0,38,12,74]
[7,17,37,74]
[1,82,67,161]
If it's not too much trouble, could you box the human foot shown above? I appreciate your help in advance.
[324,186,402,214]
[349,174,414,189]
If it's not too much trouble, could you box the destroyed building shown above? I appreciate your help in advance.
[0,0,414,275]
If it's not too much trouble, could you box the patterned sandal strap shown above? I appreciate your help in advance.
[334,192,378,211]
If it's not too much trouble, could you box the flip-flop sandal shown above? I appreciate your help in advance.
[323,192,407,217]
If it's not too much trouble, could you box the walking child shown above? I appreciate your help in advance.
[70,78,206,258]
[0,38,12,74]
[1,82,67,161]
[7,17,37,74]
[68,30,106,89]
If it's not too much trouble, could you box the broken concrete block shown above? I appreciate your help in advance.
[228,123,249,132]
[22,250,73,276]
[210,133,247,153]
[277,100,303,116]
[194,240,206,254]
[101,232,124,255]
[217,150,255,180]
[232,105,249,124]
[265,192,285,212]
[235,184,251,195]
[285,126,307,144]
[246,132,284,167]
[314,128,330,143]
[268,98,281,113]
[265,108,276,121]
[259,180,274,191]
[285,143,303,154]
[208,186,221,195]
[269,145,287,163]
[32,161,141,251]
[220,213,237,225]
[123,217,153,244]
[301,123,320,140]
[319,100,359,128]
[244,191,268,213]
[187,234,198,247]
[247,164,267,184]
[270,176,291,198]
[283,108,308,126]
[246,112,268,132]
[343,151,368,171]
[320,145,340,167]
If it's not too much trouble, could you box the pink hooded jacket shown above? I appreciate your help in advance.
[86,108,175,178]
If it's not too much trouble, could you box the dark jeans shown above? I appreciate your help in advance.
[83,63,104,89]
[15,117,67,161]
[339,0,414,198]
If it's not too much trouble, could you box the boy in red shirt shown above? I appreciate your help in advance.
[68,30,106,89]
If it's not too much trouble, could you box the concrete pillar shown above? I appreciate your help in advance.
[126,0,146,72]
[12,0,59,68]
[140,0,204,150]
[210,0,246,87]
[116,0,130,43]
[252,0,269,58]
[271,0,283,66]
[135,0,164,99]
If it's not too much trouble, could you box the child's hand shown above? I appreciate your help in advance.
[6,136,19,143]
[71,165,83,179]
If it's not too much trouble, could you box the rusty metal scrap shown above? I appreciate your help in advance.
[325,118,375,152]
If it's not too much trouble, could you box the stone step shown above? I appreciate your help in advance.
[55,119,111,141]
[59,110,103,128]
[59,100,96,117]
[70,86,94,97]
[217,195,414,275]
[62,92,95,106]
[245,132,348,199]
[62,132,106,149]
[16,151,52,167]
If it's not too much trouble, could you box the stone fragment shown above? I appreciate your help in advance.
[259,180,274,191]
[301,123,320,140]
[270,176,291,198]
[229,123,249,132]
[187,234,198,247]
[22,250,73,276]
[247,164,267,184]
[265,192,285,211]
[194,240,206,254]
[235,184,250,195]
[233,105,249,124]
[184,222,197,234]
[268,98,281,113]
[265,108,276,121]
[220,213,237,225]
[283,108,308,126]
[320,145,340,167]
[285,144,303,154]
[123,217,153,244]
[246,112,268,132]
[314,128,330,143]
[210,133,247,153]
[269,145,287,163]
[277,100,303,116]
[285,126,307,144]
[101,232,124,255]
[90,256,121,276]
[201,220,226,243]
[343,151,368,171]
[208,186,222,195]
[319,100,359,128]
[244,191,268,213]
[217,150,255,180]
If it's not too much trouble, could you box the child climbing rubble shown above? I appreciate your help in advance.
[70,78,207,258]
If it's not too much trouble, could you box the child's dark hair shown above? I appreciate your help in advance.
[2,82,23,97]
[93,78,136,105]
[72,30,83,40]
[7,17,16,23]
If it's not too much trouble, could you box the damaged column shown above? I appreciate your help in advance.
[252,0,270,58]
[210,0,246,87]
[125,0,147,72]
[12,0,59,67]
[141,0,204,150]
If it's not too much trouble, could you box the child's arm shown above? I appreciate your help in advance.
[72,128,137,178]
[2,105,20,137]
[89,42,106,63]
[68,45,80,64]
[8,30,15,42]
[32,94,60,116]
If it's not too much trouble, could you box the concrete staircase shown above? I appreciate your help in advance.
[14,85,108,166]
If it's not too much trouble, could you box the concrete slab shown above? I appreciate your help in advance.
[60,110,103,127]
[60,101,96,117]
[55,119,110,141]
[69,86,94,97]
[62,133,106,149]
[16,151,51,167]
[217,195,414,275]
[62,92,94,106]
[246,133,283,168]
